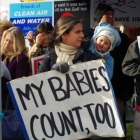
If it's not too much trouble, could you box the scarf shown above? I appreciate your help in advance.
[55,43,78,65]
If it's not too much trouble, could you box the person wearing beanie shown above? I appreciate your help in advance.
[38,16,100,140]
[94,3,114,24]
[92,2,134,140]
[88,22,121,79]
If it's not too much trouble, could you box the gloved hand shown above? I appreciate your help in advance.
[51,62,69,73]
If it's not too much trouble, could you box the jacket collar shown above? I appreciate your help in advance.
[49,46,84,64]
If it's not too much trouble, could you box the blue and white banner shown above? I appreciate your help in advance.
[10,2,53,36]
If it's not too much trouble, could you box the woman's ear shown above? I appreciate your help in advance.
[61,33,67,43]
[61,33,66,40]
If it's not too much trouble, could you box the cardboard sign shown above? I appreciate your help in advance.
[7,60,124,140]
[91,0,140,28]
[31,55,45,75]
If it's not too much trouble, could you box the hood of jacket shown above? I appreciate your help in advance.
[90,22,121,56]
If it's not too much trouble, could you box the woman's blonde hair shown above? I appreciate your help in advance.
[50,16,82,46]
[1,27,28,61]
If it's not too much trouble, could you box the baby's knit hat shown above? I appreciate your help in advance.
[92,22,121,55]
[95,30,115,50]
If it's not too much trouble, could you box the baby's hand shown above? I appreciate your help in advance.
[97,58,106,64]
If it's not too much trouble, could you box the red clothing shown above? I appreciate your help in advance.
[136,105,140,111]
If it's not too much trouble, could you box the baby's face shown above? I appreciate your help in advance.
[95,35,111,52]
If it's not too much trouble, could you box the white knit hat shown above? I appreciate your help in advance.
[94,30,115,51]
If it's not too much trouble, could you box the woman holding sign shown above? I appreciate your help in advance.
[38,16,99,140]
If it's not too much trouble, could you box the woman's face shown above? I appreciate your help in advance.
[3,33,14,52]
[62,23,84,48]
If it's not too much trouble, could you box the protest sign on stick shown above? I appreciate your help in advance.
[7,60,124,140]
[31,55,45,75]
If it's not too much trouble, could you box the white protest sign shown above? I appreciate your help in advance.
[31,55,45,75]
[7,60,124,140]
[91,0,140,28]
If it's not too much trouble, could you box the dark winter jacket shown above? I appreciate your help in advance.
[1,54,30,110]
[122,40,140,107]
[110,32,134,101]
[39,46,99,73]
[2,54,30,80]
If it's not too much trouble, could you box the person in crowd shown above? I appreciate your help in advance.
[28,22,54,59]
[88,22,121,79]
[1,26,30,140]
[92,3,134,140]
[38,16,100,140]
[0,20,14,42]
[1,27,30,80]
[38,16,99,74]
[122,39,140,140]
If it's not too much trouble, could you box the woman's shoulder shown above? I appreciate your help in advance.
[80,50,100,61]
[44,49,56,60]
[18,53,29,61]
[88,50,100,60]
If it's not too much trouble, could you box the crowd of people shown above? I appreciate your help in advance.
[0,2,139,140]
